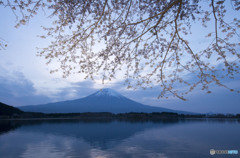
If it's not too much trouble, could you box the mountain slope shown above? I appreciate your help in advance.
[0,102,23,116]
[19,88,187,114]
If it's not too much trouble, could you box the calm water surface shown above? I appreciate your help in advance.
[0,119,239,158]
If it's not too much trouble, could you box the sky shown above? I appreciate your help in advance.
[0,2,240,114]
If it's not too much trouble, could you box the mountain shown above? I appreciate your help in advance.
[0,102,23,116]
[19,88,188,114]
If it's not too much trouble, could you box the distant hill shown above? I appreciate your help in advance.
[0,102,23,116]
[19,88,189,114]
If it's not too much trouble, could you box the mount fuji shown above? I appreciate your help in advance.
[19,88,187,114]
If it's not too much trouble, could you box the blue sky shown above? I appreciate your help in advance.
[0,2,240,114]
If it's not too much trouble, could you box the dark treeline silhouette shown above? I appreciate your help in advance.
[1,111,240,120]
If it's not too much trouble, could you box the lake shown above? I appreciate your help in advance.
[0,119,239,158]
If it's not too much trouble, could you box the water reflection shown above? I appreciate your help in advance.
[0,119,239,158]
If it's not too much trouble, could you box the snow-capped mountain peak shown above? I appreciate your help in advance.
[19,88,188,114]
[93,88,123,98]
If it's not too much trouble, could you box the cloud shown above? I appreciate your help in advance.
[53,80,96,102]
[137,81,240,114]
[0,66,51,106]
[105,78,240,114]
[0,65,98,106]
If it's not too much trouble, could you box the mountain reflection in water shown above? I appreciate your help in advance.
[0,119,239,158]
